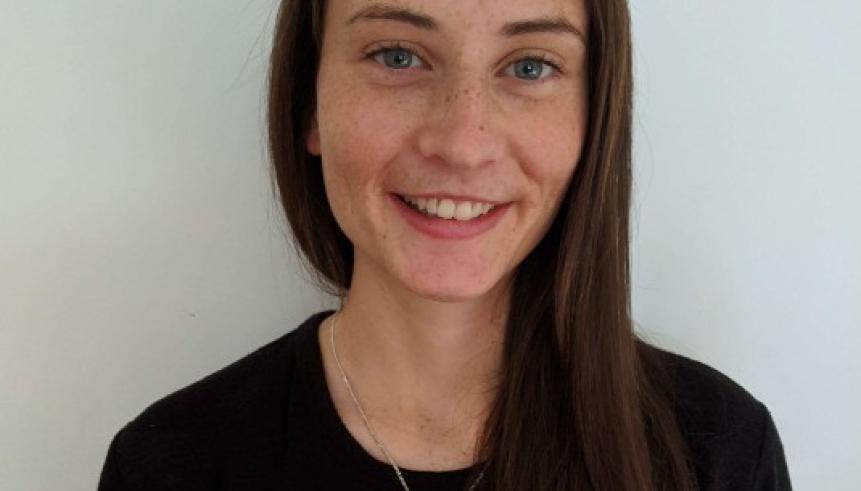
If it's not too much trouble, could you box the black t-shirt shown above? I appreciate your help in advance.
[97,310,792,490]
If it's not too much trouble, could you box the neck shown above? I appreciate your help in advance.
[330,260,509,428]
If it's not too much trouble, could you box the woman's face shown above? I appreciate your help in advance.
[307,0,589,301]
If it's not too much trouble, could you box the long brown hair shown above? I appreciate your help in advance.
[267,1,699,489]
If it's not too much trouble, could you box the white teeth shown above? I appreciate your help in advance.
[400,195,496,221]
[454,201,473,220]
[436,199,456,219]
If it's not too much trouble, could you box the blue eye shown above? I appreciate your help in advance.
[369,47,424,70]
[364,44,561,82]
[507,58,559,81]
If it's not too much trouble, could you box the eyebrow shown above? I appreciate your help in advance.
[502,17,585,41]
[346,4,437,30]
[346,4,586,43]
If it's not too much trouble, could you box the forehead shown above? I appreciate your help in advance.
[325,0,588,40]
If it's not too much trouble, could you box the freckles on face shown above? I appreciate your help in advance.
[315,66,426,236]
[498,78,587,229]
[309,0,589,298]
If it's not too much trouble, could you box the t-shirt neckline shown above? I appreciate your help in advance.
[296,309,484,485]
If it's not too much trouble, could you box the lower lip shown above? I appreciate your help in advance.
[389,193,510,240]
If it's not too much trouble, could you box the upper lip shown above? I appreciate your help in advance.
[394,192,508,206]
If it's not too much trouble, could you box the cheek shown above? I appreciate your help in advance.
[513,106,586,205]
[318,83,419,171]
[316,83,421,226]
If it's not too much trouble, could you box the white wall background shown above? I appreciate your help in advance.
[0,1,857,489]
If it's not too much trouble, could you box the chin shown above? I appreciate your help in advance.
[400,271,503,303]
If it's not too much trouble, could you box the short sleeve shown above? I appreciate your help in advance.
[752,405,792,490]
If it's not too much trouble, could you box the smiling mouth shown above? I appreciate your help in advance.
[395,194,497,221]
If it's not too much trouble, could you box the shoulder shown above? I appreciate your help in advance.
[645,345,792,489]
[125,324,302,434]
[653,346,764,420]
[98,311,330,489]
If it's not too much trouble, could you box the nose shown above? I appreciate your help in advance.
[415,75,506,170]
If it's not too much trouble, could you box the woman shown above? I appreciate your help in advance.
[98,0,792,489]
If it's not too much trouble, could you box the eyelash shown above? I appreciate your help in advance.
[361,41,565,81]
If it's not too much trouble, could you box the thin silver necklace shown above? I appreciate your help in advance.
[329,313,489,491]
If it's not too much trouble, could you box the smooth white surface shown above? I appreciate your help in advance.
[0,1,857,489]
[629,2,860,488]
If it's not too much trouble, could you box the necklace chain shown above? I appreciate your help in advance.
[329,313,488,491]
